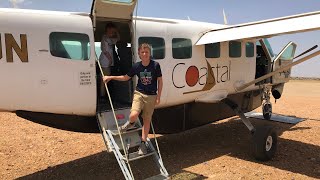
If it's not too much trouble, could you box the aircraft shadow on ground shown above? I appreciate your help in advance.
[19,117,320,179]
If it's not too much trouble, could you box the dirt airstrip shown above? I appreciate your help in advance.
[1,80,320,180]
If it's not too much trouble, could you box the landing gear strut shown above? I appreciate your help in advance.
[222,98,278,161]
[262,86,272,120]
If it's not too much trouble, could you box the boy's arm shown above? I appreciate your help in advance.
[103,75,131,83]
[156,76,163,105]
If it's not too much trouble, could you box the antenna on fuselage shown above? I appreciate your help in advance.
[187,16,191,21]
[10,0,19,8]
[223,9,228,25]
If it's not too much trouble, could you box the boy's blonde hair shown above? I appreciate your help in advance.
[138,43,151,52]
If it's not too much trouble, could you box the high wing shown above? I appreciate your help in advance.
[196,11,320,45]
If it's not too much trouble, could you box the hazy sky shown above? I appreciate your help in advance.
[0,0,319,77]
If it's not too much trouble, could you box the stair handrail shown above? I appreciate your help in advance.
[150,122,169,176]
[96,58,135,179]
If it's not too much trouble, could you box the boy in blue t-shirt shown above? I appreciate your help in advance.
[103,43,163,155]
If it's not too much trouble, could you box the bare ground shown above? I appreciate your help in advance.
[1,80,320,180]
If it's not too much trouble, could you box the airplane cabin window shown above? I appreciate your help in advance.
[172,38,192,59]
[138,37,165,60]
[229,41,241,58]
[246,42,254,57]
[49,32,90,61]
[205,42,220,58]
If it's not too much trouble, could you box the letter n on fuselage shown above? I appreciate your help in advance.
[5,34,28,62]
[0,36,2,59]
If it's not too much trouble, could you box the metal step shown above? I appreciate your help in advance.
[145,174,169,180]
[110,127,142,136]
[128,150,157,162]
[97,60,168,180]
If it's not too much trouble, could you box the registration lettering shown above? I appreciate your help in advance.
[0,33,28,62]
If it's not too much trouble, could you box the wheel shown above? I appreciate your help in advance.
[262,103,272,120]
[252,126,278,161]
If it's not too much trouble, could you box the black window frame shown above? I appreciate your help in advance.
[246,42,254,57]
[49,32,90,61]
[229,41,242,58]
[172,38,192,59]
[205,42,220,58]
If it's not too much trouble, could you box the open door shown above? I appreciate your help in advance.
[91,0,137,111]
[271,42,297,84]
[91,0,138,20]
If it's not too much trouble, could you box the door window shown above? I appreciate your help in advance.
[280,44,295,61]
[49,32,90,61]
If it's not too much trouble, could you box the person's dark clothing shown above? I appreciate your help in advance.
[127,60,162,95]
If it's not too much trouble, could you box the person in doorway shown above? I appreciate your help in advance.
[99,23,120,99]
[103,43,163,155]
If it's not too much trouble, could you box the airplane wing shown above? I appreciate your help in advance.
[196,11,320,45]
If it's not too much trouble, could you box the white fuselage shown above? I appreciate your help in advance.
[0,8,259,116]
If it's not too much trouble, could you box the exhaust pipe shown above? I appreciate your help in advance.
[272,83,284,99]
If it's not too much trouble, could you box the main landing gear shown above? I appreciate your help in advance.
[222,98,278,161]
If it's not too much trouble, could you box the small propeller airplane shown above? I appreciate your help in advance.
[0,0,320,171]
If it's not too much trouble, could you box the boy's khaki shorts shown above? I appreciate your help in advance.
[131,90,157,120]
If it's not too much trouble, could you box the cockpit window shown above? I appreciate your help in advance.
[280,43,296,61]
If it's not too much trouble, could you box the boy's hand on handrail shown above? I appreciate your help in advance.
[103,76,112,83]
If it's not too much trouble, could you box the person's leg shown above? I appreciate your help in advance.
[141,117,151,142]
[138,94,156,155]
[141,94,157,142]
[129,110,139,123]
[121,91,143,130]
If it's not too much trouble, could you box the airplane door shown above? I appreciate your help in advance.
[271,42,297,84]
[91,0,138,20]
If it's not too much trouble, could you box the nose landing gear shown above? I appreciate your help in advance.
[263,103,272,120]
[262,86,272,120]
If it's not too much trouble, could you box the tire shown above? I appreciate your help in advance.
[263,103,272,120]
[252,126,277,161]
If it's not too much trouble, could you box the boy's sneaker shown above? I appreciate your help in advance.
[138,141,148,155]
[120,121,136,131]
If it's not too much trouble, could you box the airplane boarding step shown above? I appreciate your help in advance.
[97,108,169,180]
